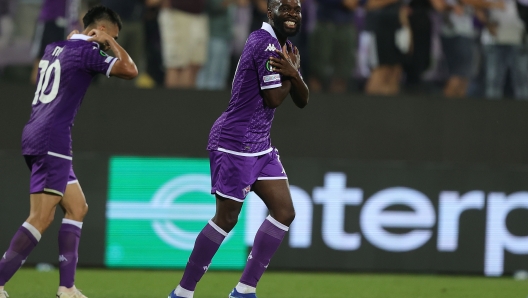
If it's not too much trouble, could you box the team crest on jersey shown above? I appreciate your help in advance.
[242,185,251,197]
[99,50,108,57]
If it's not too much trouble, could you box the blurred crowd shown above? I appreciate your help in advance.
[1,0,528,99]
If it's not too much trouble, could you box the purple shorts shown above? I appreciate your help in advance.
[209,148,287,201]
[24,153,77,196]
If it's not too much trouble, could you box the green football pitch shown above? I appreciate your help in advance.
[4,268,528,298]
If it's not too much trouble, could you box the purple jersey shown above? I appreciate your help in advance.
[21,34,117,156]
[208,22,292,156]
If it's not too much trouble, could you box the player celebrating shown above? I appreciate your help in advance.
[0,6,137,298]
[168,0,309,297]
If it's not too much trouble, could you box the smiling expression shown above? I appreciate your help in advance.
[268,0,302,38]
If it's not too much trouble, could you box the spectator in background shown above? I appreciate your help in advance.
[477,0,528,99]
[404,0,434,93]
[517,0,528,29]
[153,0,208,88]
[144,0,165,86]
[309,0,358,93]
[197,0,234,90]
[29,0,81,84]
[434,0,476,98]
[433,0,506,98]
[289,0,316,80]
[0,0,14,50]
[364,0,411,95]
[100,0,148,87]
[250,0,268,32]
[229,0,252,82]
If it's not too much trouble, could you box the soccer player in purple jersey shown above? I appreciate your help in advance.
[168,0,309,297]
[0,6,137,298]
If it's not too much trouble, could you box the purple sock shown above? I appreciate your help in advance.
[240,216,288,288]
[179,220,227,291]
[58,221,82,288]
[0,225,39,286]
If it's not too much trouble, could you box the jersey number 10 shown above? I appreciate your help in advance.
[32,59,62,105]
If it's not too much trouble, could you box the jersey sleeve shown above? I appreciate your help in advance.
[254,37,283,90]
[81,44,118,78]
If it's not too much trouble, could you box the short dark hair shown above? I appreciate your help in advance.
[83,5,122,31]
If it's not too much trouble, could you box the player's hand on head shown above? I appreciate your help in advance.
[87,29,111,48]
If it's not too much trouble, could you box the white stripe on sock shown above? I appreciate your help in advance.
[22,222,42,241]
[175,285,194,297]
[208,220,228,237]
[266,215,289,231]
[236,282,256,294]
[62,218,83,229]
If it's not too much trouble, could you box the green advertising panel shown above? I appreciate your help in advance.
[105,156,246,269]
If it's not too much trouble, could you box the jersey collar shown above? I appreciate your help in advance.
[261,22,277,40]
[69,34,91,41]
[69,34,100,48]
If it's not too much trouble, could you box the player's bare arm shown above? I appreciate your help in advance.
[269,44,309,108]
[87,29,138,80]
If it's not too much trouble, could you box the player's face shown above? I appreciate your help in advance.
[269,0,302,37]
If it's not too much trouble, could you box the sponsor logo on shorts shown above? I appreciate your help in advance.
[263,74,280,83]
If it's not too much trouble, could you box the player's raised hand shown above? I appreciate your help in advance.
[87,29,112,49]
[269,45,300,78]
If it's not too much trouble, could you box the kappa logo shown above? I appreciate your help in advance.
[203,263,211,271]
[265,44,277,52]
[59,255,68,262]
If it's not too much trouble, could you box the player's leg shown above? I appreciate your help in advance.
[171,151,249,298]
[56,177,88,298]
[0,192,60,293]
[231,180,294,297]
[171,196,242,298]
[0,154,67,293]
[232,149,294,297]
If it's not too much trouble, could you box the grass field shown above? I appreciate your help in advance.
[4,268,527,298]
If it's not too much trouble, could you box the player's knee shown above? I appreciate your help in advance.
[68,203,88,220]
[29,212,54,232]
[273,209,295,227]
[283,209,296,226]
[214,212,239,232]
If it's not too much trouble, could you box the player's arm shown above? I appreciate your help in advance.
[87,29,138,80]
[269,45,309,108]
[261,80,293,109]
